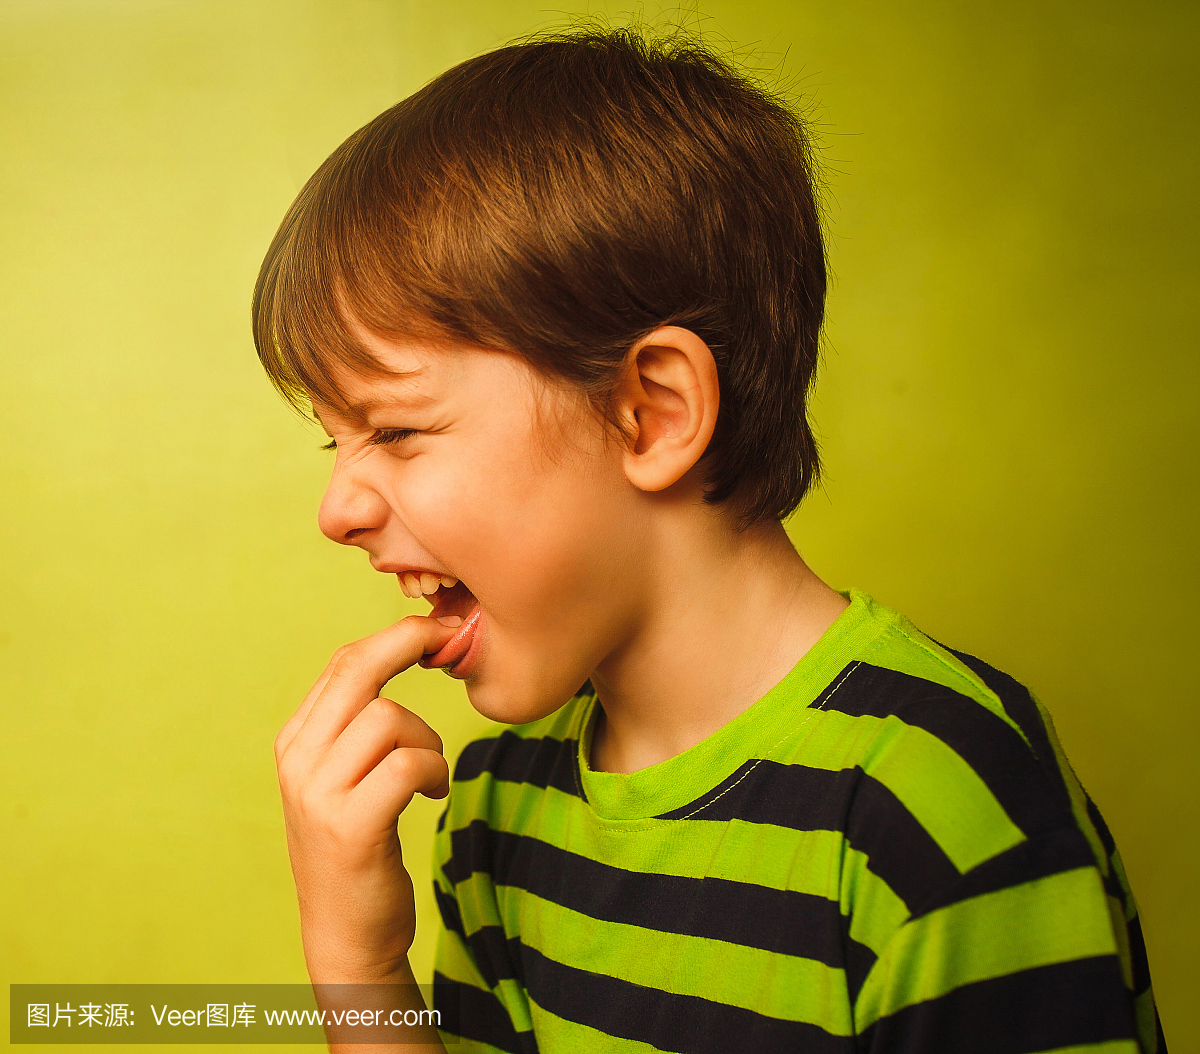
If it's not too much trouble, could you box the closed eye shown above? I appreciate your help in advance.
[370,428,417,446]
[319,428,416,452]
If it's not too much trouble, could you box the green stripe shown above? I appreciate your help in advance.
[494,978,533,1033]
[1109,851,1137,921]
[444,791,848,887]
[437,924,535,1038]
[527,997,660,1054]
[1134,987,1159,1054]
[804,708,1025,872]
[435,925,492,989]
[1034,693,1109,873]
[1038,1043,1140,1054]
[1105,895,1133,989]
[839,841,911,953]
[854,867,1119,1028]
[447,873,506,932]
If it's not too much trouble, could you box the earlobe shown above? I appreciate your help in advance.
[619,326,719,495]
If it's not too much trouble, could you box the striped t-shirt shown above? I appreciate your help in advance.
[431,589,1164,1053]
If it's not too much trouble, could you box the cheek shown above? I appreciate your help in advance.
[417,428,626,613]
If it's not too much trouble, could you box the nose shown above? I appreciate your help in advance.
[317,458,391,546]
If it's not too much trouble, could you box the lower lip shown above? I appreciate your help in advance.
[421,606,483,679]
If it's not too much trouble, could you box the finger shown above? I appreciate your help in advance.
[283,615,458,761]
[275,652,343,760]
[352,746,450,822]
[321,697,444,791]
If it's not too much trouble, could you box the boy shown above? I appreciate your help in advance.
[254,28,1164,1054]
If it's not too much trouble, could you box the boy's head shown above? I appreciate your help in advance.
[254,27,827,526]
[253,28,829,720]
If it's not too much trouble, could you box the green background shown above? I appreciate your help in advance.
[2,0,1195,1049]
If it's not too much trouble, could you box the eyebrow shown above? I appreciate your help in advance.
[309,386,434,429]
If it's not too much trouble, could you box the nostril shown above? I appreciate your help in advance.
[345,528,368,541]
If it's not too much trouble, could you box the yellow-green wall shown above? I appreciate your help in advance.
[2,1,1195,1048]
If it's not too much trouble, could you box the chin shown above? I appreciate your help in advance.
[462,667,586,728]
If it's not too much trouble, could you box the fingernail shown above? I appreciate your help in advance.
[436,615,463,628]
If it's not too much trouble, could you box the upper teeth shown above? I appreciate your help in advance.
[400,573,457,598]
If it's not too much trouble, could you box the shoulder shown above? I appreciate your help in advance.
[760,593,1097,908]
[829,603,1155,1048]
[823,592,1077,825]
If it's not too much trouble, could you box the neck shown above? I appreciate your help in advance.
[589,511,849,774]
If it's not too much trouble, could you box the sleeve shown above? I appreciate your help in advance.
[430,770,538,1054]
[850,824,1163,1053]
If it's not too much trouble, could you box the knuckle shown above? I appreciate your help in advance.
[276,758,304,801]
[363,697,397,727]
[329,648,364,678]
[295,785,326,821]
[276,753,300,790]
[385,749,419,783]
[372,695,402,718]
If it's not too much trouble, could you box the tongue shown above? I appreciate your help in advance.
[421,606,481,670]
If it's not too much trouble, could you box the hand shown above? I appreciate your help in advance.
[274,614,463,983]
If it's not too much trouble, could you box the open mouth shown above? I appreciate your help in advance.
[398,573,482,674]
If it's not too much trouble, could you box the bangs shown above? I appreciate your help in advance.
[251,131,452,414]
[251,105,504,415]
[252,221,370,414]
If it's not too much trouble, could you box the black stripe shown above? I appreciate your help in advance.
[857,954,1136,1054]
[1153,1005,1168,1054]
[445,821,869,970]
[845,769,963,912]
[934,642,1076,816]
[433,881,465,938]
[1085,793,1119,860]
[1128,913,1154,997]
[842,913,878,1006]
[1084,795,1130,901]
[436,804,448,833]
[453,731,581,797]
[516,942,853,1054]
[820,662,1075,840]
[459,925,525,989]
[910,824,1097,919]
[432,972,538,1054]
[658,760,960,913]
[653,759,759,820]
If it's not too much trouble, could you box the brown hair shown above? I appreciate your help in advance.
[253,27,827,525]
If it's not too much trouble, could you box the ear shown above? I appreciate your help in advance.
[616,326,719,494]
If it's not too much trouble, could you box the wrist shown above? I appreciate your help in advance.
[309,959,446,1054]
[302,930,416,986]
